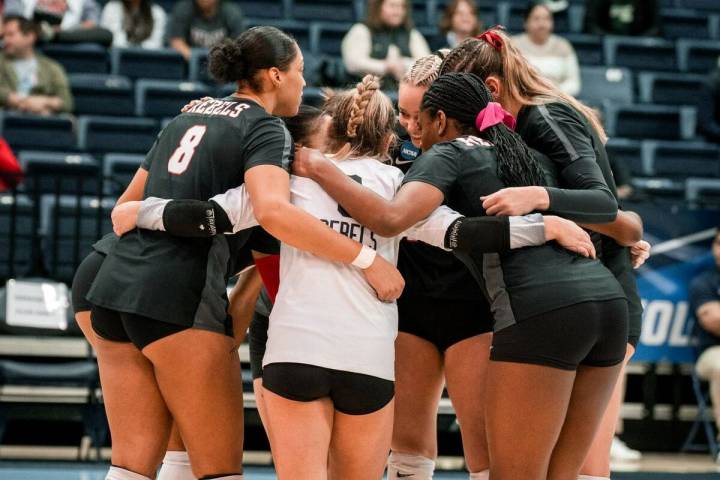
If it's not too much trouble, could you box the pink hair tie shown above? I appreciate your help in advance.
[475,102,516,132]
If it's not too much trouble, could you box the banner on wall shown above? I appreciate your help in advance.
[627,201,718,363]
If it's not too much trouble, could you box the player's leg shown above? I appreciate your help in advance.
[143,327,245,479]
[157,425,192,480]
[71,250,107,348]
[328,400,395,480]
[388,333,445,480]
[261,363,334,480]
[92,307,173,477]
[579,343,635,478]
[444,333,492,477]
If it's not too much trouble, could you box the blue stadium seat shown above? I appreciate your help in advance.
[632,177,686,197]
[103,154,144,195]
[676,0,720,12]
[660,9,716,39]
[246,19,312,54]
[302,87,326,107]
[188,49,211,83]
[643,140,720,178]
[78,116,159,154]
[0,194,35,281]
[604,104,697,140]
[311,22,353,56]
[112,48,187,80]
[0,113,76,152]
[289,0,358,23]
[418,25,443,51]
[40,195,114,282]
[136,80,212,118]
[605,138,644,176]
[236,0,286,18]
[411,0,431,26]
[40,44,110,74]
[579,66,634,108]
[677,39,720,73]
[686,178,720,205]
[69,74,135,116]
[605,36,678,71]
[638,72,708,106]
[563,34,604,65]
[18,151,100,195]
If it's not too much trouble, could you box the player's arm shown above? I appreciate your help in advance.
[698,301,720,337]
[116,167,148,205]
[580,210,644,247]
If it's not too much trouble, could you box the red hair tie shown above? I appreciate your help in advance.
[475,102,516,132]
[476,26,506,51]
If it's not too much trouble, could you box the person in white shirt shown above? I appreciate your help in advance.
[100,0,167,49]
[512,2,581,96]
[342,0,430,87]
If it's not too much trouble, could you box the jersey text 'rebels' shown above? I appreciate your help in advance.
[186,99,252,118]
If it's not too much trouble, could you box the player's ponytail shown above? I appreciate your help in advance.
[422,73,546,188]
[324,75,396,160]
[208,26,297,90]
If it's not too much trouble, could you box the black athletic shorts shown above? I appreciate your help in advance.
[72,251,105,314]
[490,298,629,371]
[91,305,189,351]
[262,363,395,415]
[397,293,492,352]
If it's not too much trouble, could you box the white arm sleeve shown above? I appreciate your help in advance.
[403,205,463,251]
[208,184,259,233]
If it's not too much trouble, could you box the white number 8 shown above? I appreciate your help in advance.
[168,125,207,175]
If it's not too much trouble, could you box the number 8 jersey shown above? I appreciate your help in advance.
[87,97,291,333]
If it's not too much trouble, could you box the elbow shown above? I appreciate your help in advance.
[254,200,287,233]
[374,210,408,237]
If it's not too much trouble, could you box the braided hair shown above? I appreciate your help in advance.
[325,74,396,159]
[402,50,448,87]
[422,73,546,188]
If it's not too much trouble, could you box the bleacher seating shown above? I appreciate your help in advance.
[604,104,697,141]
[69,74,135,117]
[40,44,109,74]
[103,154,145,196]
[686,177,720,204]
[660,9,718,39]
[312,22,354,56]
[18,151,100,196]
[0,195,35,281]
[638,72,707,106]
[605,138,644,176]
[0,113,76,152]
[78,116,159,154]
[39,195,114,282]
[605,36,678,71]
[677,39,720,72]
[563,33,604,65]
[240,0,286,19]
[579,66,634,108]
[644,141,720,178]
[135,80,213,118]
[291,0,359,23]
[111,48,187,80]
[188,49,212,84]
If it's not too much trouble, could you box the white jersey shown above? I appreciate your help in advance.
[263,158,459,381]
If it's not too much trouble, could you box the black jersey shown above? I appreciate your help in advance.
[389,134,485,301]
[87,97,292,329]
[403,136,626,331]
[516,102,643,337]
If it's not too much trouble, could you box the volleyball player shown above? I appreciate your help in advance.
[84,27,405,480]
[439,30,648,480]
[295,72,628,480]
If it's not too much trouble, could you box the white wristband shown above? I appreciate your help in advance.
[351,245,376,269]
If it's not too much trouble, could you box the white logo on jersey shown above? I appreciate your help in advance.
[457,135,492,147]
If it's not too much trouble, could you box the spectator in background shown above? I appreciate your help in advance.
[439,0,481,49]
[5,0,113,46]
[0,15,73,114]
[697,64,720,143]
[342,0,430,87]
[512,2,580,96]
[167,0,244,61]
[100,0,166,49]
[691,229,720,445]
[586,0,660,36]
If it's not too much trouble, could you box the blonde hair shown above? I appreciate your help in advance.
[440,29,608,143]
[323,75,396,159]
[401,50,449,87]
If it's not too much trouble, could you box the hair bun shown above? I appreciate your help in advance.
[208,38,246,84]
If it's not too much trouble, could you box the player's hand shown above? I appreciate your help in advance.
[630,239,651,269]
[362,254,405,302]
[111,201,142,236]
[181,96,212,113]
[481,186,550,216]
[544,216,596,259]
[293,146,331,179]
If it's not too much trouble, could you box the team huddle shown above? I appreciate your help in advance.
[70,25,651,480]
